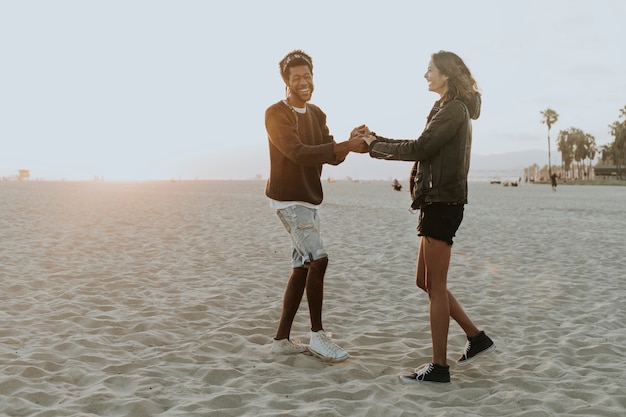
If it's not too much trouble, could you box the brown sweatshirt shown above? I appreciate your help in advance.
[264,100,344,205]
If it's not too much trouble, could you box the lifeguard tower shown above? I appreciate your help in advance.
[18,170,30,181]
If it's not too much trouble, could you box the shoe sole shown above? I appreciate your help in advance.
[308,348,349,363]
[270,344,309,355]
[271,348,309,355]
[456,343,496,367]
[399,375,450,384]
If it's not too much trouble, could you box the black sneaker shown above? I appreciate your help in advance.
[457,330,495,366]
[400,363,450,384]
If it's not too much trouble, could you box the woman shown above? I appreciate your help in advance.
[363,51,495,384]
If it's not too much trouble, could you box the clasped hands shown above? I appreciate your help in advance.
[334,124,376,159]
[348,124,376,154]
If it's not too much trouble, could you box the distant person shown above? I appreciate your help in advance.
[392,178,402,191]
[265,50,368,362]
[359,51,495,383]
[551,173,557,191]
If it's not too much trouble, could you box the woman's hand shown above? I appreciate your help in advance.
[364,134,377,146]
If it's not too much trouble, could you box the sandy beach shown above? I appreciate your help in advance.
[1,179,625,417]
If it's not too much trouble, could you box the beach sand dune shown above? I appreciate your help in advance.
[1,180,625,416]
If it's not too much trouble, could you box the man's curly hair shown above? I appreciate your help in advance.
[279,50,313,81]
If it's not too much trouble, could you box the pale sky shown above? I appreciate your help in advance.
[1,0,625,181]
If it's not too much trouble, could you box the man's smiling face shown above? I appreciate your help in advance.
[285,64,314,107]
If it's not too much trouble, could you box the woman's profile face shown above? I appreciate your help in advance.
[424,59,448,97]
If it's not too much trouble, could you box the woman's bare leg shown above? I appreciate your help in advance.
[416,242,480,339]
[421,236,451,366]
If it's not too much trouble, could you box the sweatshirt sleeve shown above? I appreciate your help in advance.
[369,101,466,161]
[265,104,338,166]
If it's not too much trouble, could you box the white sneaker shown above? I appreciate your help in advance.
[271,338,308,355]
[309,330,349,363]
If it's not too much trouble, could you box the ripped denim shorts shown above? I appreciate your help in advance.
[276,204,328,268]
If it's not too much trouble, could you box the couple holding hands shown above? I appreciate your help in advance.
[264,49,495,384]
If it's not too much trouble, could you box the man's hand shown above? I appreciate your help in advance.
[334,125,372,158]
[346,124,370,153]
[348,134,370,153]
[334,137,367,159]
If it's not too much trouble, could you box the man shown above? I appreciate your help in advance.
[265,50,367,362]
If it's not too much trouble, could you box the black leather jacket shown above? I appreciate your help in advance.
[369,96,481,208]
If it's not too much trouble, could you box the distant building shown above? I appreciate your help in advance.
[18,170,30,180]
[593,165,625,179]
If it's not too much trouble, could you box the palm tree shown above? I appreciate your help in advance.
[540,108,559,178]
[557,129,571,179]
[608,106,626,179]
[585,134,597,179]
[600,143,614,164]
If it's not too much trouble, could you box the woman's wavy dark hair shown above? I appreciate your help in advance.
[432,50,480,110]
